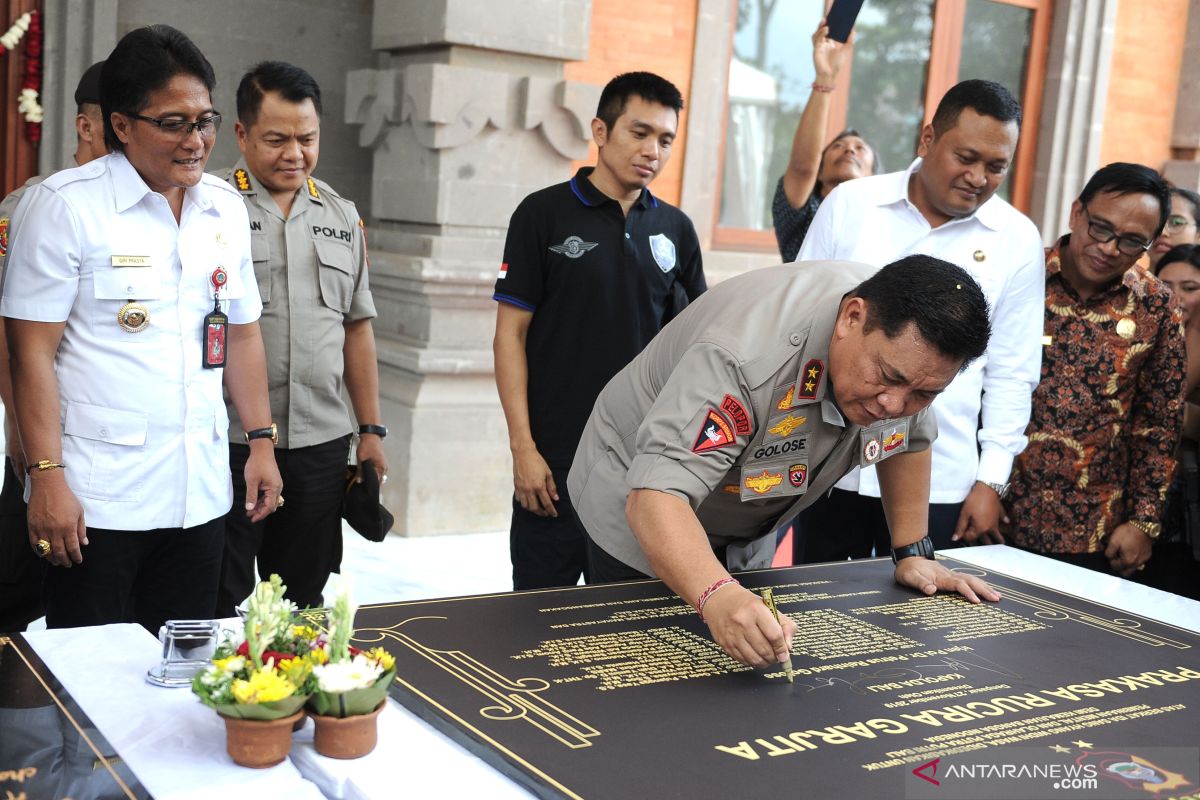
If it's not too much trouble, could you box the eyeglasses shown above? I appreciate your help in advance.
[1166,214,1197,232]
[1081,203,1152,256]
[126,112,222,139]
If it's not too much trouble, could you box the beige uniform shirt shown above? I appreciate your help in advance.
[222,159,376,448]
[568,261,938,576]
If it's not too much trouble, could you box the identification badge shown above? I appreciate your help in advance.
[203,267,229,369]
[203,310,227,368]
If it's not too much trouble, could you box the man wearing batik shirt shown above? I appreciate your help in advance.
[1002,163,1184,577]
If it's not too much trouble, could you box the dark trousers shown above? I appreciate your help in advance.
[44,516,224,634]
[795,487,964,564]
[585,534,652,584]
[510,468,590,590]
[0,457,42,631]
[216,435,350,616]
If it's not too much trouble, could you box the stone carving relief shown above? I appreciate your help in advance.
[346,65,598,158]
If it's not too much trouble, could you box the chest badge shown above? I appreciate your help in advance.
[549,235,599,259]
[648,233,677,272]
[973,250,986,262]
[769,414,807,439]
[744,470,783,495]
[117,301,150,333]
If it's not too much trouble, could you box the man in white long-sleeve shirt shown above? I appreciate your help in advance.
[794,78,1044,561]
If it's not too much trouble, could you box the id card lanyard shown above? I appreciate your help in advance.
[203,266,228,369]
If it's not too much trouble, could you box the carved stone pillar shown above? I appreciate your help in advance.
[1162,2,1200,190]
[347,0,599,535]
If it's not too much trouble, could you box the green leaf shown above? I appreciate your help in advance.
[306,668,394,718]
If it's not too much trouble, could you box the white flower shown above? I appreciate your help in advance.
[0,12,31,50]
[17,88,42,124]
[313,654,383,693]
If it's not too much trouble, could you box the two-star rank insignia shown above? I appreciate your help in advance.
[693,409,736,453]
[744,470,783,495]
[233,168,251,192]
[796,359,824,400]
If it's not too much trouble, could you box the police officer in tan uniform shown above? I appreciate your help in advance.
[568,255,1001,668]
[215,61,386,614]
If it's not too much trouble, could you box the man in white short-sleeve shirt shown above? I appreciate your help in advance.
[0,25,281,633]
[795,78,1044,561]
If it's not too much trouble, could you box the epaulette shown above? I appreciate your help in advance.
[41,158,105,191]
[234,168,253,194]
[306,177,321,201]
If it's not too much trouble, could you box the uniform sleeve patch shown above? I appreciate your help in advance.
[720,394,752,436]
[0,217,8,256]
[692,409,736,453]
[796,359,824,400]
[498,262,508,280]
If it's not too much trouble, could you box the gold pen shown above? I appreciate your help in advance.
[760,588,794,683]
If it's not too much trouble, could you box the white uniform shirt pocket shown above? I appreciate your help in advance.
[62,400,149,502]
[90,267,165,340]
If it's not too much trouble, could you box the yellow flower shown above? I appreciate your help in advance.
[367,648,395,671]
[231,668,296,704]
[214,655,246,673]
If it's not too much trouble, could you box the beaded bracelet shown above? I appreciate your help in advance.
[811,82,835,93]
[696,577,740,622]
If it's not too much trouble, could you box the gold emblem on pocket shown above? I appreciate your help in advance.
[117,302,150,333]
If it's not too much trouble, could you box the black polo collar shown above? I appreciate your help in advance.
[568,167,659,211]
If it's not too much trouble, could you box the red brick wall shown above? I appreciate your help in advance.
[563,0,700,205]
[1099,0,1189,170]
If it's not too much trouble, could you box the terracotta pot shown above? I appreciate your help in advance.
[309,699,386,759]
[220,709,304,768]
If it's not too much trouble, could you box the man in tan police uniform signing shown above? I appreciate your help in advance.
[215,61,387,614]
[569,255,1000,668]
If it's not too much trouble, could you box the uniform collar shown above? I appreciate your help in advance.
[776,292,840,424]
[232,157,321,218]
[109,151,213,215]
[876,157,1006,232]
[569,167,658,210]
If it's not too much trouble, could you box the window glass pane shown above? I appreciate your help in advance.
[718,2,823,230]
[844,0,935,178]
[958,0,1034,203]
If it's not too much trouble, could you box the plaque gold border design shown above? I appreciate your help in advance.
[939,557,1194,649]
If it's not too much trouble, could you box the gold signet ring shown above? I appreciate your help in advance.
[276,495,285,509]
[34,538,51,557]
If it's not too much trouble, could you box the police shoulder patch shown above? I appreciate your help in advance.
[692,409,736,453]
[720,394,752,436]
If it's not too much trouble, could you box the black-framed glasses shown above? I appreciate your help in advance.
[126,112,222,139]
[1082,203,1152,256]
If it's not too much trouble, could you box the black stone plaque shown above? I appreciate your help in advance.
[0,634,148,799]
[352,557,1200,800]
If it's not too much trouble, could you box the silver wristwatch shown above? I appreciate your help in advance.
[981,480,1010,499]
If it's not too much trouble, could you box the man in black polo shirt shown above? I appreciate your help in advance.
[493,71,706,590]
